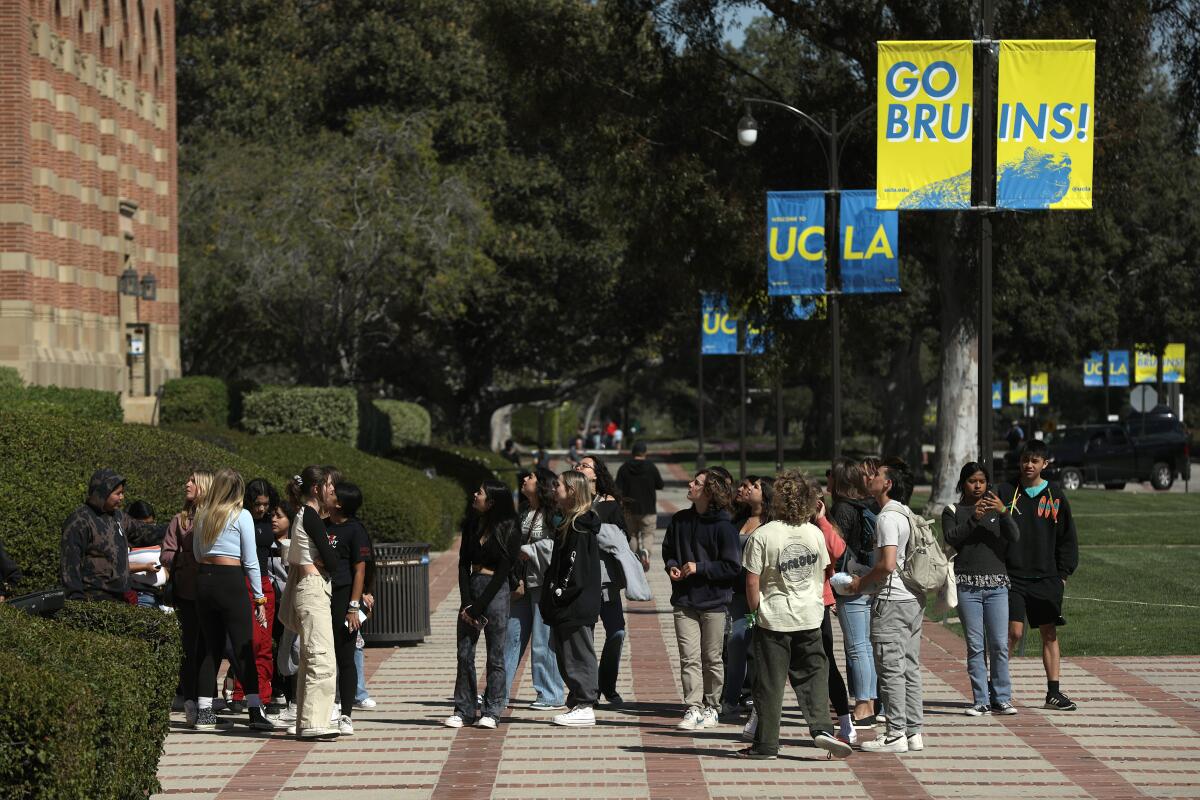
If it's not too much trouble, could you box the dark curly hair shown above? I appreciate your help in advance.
[702,468,735,511]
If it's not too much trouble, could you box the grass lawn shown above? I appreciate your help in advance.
[933,488,1200,656]
[675,458,830,478]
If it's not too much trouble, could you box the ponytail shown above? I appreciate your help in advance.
[287,465,328,508]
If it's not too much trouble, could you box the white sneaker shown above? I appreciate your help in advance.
[861,733,908,753]
[337,715,355,735]
[476,715,497,729]
[297,727,339,739]
[699,707,719,728]
[276,703,297,723]
[740,709,758,741]
[354,697,377,710]
[553,705,596,727]
[907,733,924,751]
[330,707,341,724]
[677,707,704,731]
[814,732,854,759]
[443,714,464,728]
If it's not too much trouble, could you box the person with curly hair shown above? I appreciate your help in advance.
[734,470,850,760]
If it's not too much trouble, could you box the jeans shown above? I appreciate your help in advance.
[722,593,752,709]
[751,626,830,755]
[503,586,565,707]
[454,573,511,719]
[836,593,877,701]
[958,584,1012,706]
[354,645,369,703]
[871,598,924,737]
[598,586,626,698]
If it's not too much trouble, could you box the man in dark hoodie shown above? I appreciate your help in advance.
[615,441,664,571]
[60,468,161,603]
[663,469,741,730]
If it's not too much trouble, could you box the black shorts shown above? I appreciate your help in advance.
[1009,577,1066,628]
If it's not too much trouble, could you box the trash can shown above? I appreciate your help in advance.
[362,543,431,644]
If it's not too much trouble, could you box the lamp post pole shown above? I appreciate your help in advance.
[977,0,997,475]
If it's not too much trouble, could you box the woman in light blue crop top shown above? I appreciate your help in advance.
[194,505,264,594]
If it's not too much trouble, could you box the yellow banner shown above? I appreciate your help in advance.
[1009,377,1028,405]
[1163,343,1186,384]
[997,40,1095,210]
[1029,372,1049,405]
[1135,349,1158,384]
[877,41,973,210]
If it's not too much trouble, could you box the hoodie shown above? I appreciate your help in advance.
[615,459,664,516]
[540,510,602,630]
[59,469,158,601]
[662,506,741,611]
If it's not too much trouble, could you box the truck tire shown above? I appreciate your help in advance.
[1060,467,1083,491]
[1150,462,1174,491]
[1103,482,1126,491]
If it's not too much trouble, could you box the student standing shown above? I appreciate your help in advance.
[811,483,855,744]
[663,469,741,731]
[540,470,602,727]
[615,441,664,571]
[999,440,1079,711]
[327,482,372,735]
[943,462,1020,716]
[721,475,772,723]
[230,478,279,712]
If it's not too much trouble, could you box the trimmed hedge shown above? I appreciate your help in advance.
[511,401,578,447]
[160,375,229,427]
[374,399,432,449]
[0,603,169,799]
[0,407,282,591]
[0,365,22,393]
[395,443,516,492]
[0,369,123,423]
[242,385,358,446]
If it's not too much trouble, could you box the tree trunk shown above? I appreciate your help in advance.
[879,336,927,470]
[931,214,978,513]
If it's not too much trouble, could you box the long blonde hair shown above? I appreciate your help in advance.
[195,468,246,550]
[180,470,214,527]
[556,470,593,538]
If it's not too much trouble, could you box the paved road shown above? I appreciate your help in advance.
[154,470,1200,799]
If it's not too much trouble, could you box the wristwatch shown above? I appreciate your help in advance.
[348,600,361,609]
[253,596,267,606]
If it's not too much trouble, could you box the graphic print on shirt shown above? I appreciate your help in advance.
[778,540,821,591]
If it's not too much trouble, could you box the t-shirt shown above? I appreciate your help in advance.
[326,518,370,589]
[741,520,829,632]
[874,500,916,602]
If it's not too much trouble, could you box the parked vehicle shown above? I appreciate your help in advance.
[1034,414,1190,491]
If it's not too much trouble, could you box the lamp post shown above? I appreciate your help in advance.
[737,99,873,461]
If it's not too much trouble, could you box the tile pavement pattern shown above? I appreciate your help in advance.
[155,486,1200,799]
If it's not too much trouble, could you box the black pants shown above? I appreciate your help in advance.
[752,625,830,756]
[822,606,851,717]
[552,623,599,707]
[598,586,626,698]
[175,597,208,702]
[331,585,358,717]
[196,564,258,700]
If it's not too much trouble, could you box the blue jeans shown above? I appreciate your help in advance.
[503,586,564,707]
[722,593,751,709]
[836,593,876,701]
[354,645,369,703]
[957,584,1012,706]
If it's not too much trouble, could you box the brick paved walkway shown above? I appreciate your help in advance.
[154,483,1200,799]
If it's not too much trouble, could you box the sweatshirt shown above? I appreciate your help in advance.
[615,459,664,516]
[662,506,741,611]
[996,482,1078,582]
[540,510,602,630]
[941,501,1020,579]
[60,469,159,601]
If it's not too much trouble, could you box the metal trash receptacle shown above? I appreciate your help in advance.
[362,543,431,644]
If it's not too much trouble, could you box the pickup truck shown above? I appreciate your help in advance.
[1034,415,1191,491]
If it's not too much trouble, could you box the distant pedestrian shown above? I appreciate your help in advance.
[501,439,521,468]
[567,437,584,465]
[1006,420,1025,451]
[615,441,664,571]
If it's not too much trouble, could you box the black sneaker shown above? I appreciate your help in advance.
[603,692,625,707]
[852,715,877,729]
[192,709,219,730]
[733,747,777,760]
[1044,691,1077,711]
[248,707,280,731]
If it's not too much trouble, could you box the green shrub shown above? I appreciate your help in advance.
[511,401,578,447]
[395,443,516,492]
[0,604,164,799]
[12,385,123,422]
[242,385,358,446]
[374,399,432,449]
[160,375,229,427]
[0,407,282,591]
[0,366,23,393]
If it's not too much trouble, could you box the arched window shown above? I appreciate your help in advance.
[153,8,162,60]
[137,0,145,43]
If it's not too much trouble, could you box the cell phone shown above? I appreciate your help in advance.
[344,609,367,629]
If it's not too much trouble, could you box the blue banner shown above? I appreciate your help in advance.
[1107,350,1130,387]
[788,295,828,321]
[701,294,737,355]
[840,190,901,294]
[766,191,825,296]
[1083,351,1104,387]
[992,381,1002,409]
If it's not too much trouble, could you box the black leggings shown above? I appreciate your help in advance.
[331,585,358,717]
[196,564,258,701]
[822,606,851,717]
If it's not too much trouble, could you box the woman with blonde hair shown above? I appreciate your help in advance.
[540,470,602,727]
[160,470,213,726]
[192,468,276,732]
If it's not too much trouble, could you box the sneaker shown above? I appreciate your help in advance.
[211,698,229,714]
[184,700,198,727]
[814,732,854,759]
[733,746,776,760]
[529,700,567,711]
[993,701,1018,715]
[330,707,341,724]
[861,734,908,753]
[965,704,991,717]
[248,707,279,731]
[699,707,719,728]
[740,709,758,742]
[1044,691,1077,711]
[907,733,924,751]
[192,708,219,731]
[271,694,287,709]
[852,715,877,729]
[276,703,297,723]
[354,697,377,711]
[476,715,497,729]
[677,707,704,731]
[443,714,464,728]
[638,548,651,572]
[337,715,355,735]
[553,705,596,727]
[874,712,887,724]
[297,727,339,739]
[603,692,625,706]
[718,704,743,724]
[229,700,246,714]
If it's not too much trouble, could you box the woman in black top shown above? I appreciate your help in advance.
[327,481,371,735]
[446,480,518,729]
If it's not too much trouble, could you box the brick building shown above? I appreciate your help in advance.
[0,0,179,398]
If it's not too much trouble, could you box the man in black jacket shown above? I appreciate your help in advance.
[615,442,663,571]
[60,469,160,602]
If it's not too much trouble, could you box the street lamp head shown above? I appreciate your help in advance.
[140,273,157,301]
[118,266,140,296]
[737,112,758,147]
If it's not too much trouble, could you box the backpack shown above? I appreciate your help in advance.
[896,505,950,593]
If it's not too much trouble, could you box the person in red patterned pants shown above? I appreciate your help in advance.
[231,479,279,709]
